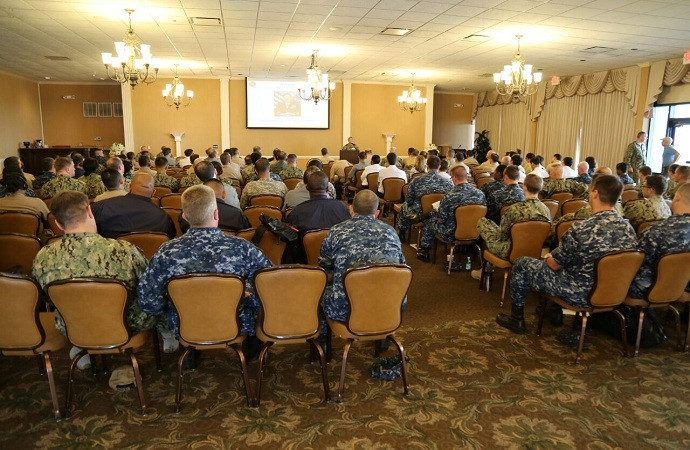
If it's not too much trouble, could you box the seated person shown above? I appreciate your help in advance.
[665,165,689,199]
[91,173,176,239]
[486,165,525,224]
[33,157,56,189]
[360,154,382,187]
[629,182,690,298]
[541,165,587,199]
[616,162,635,185]
[161,147,178,167]
[574,161,592,184]
[0,173,49,227]
[239,158,288,209]
[510,154,526,183]
[293,160,337,199]
[180,179,249,233]
[32,190,159,368]
[464,150,479,166]
[269,150,288,175]
[40,156,86,199]
[279,153,304,181]
[416,165,486,262]
[480,164,506,199]
[94,168,127,202]
[562,157,577,178]
[545,153,562,173]
[477,152,500,173]
[219,152,242,181]
[320,147,332,164]
[528,155,550,178]
[330,157,352,199]
[153,157,180,192]
[318,190,405,322]
[473,173,550,279]
[438,160,451,181]
[345,151,369,187]
[71,153,85,178]
[283,166,320,211]
[137,185,272,339]
[377,152,407,194]
[78,157,107,198]
[134,155,156,177]
[623,175,672,230]
[496,175,637,334]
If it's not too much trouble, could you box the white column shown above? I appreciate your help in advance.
[383,134,396,153]
[220,78,230,149]
[120,84,135,152]
[424,84,435,146]
[171,132,185,157]
[342,80,352,145]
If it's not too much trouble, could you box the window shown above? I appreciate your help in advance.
[83,102,97,117]
[98,102,112,117]
[113,102,123,117]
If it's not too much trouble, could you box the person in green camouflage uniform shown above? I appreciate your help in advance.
[665,165,688,199]
[78,157,107,198]
[541,165,587,199]
[623,131,647,184]
[31,191,157,338]
[40,157,87,199]
[153,156,180,192]
[240,158,287,209]
[270,150,288,175]
[106,157,131,192]
[279,153,304,180]
[623,175,672,230]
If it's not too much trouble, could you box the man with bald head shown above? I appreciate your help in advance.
[91,173,175,239]
[106,156,131,191]
[574,161,591,184]
[541,164,588,199]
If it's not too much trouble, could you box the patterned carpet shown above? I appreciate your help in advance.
[2,314,689,449]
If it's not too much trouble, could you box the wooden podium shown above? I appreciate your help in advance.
[339,149,359,164]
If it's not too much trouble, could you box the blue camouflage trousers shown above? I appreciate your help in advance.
[510,257,589,308]
[420,217,453,249]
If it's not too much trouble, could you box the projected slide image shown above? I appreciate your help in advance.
[247,78,329,129]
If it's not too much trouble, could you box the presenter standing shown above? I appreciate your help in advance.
[660,136,681,176]
[341,137,359,152]
[623,131,647,184]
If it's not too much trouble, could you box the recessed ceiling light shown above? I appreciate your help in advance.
[44,76,51,80]
[329,27,341,31]
[580,59,586,62]
[381,28,411,36]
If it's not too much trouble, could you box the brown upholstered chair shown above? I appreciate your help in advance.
[47,212,63,236]
[160,193,182,209]
[0,211,41,235]
[150,197,161,207]
[166,273,252,411]
[366,172,379,193]
[250,194,284,209]
[480,220,551,304]
[621,190,641,205]
[117,232,169,260]
[327,264,413,402]
[392,184,410,226]
[432,204,487,275]
[346,169,364,198]
[561,199,588,216]
[153,186,173,198]
[236,227,286,265]
[379,177,406,215]
[343,166,352,181]
[303,228,330,266]
[283,208,293,220]
[162,207,183,237]
[623,184,636,190]
[228,178,242,187]
[283,178,301,191]
[556,219,584,244]
[410,192,445,244]
[0,233,41,274]
[253,266,329,406]
[45,235,63,246]
[323,161,334,178]
[550,192,573,217]
[234,185,242,199]
[476,176,493,189]
[0,273,68,420]
[243,205,283,228]
[636,219,658,236]
[624,251,690,356]
[541,199,559,220]
[42,198,52,210]
[46,278,162,416]
[178,186,190,194]
[537,250,644,364]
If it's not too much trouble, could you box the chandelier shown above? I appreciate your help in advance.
[397,73,427,113]
[493,34,542,98]
[298,50,335,104]
[100,9,159,88]
[162,65,194,109]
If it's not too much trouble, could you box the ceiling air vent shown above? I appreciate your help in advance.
[464,34,490,41]
[381,28,411,36]
[190,17,222,26]
[581,46,614,54]
[44,56,71,61]
[478,73,493,78]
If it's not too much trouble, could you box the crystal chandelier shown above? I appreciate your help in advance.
[162,65,194,109]
[298,50,335,104]
[397,73,427,114]
[100,9,159,88]
[493,35,542,98]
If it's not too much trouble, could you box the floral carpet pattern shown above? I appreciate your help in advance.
[1,318,689,448]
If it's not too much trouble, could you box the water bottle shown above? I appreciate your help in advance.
[465,257,472,271]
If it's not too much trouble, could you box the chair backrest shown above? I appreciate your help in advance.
[550,192,573,204]
[561,199,588,216]
[646,251,690,304]
[0,211,41,236]
[150,197,161,207]
[621,190,640,205]
[117,232,169,260]
[254,266,327,340]
[541,199,559,220]
[303,228,330,265]
[500,203,514,217]
[283,178,301,190]
[42,198,52,210]
[228,178,242,186]
[366,172,379,192]
[343,166,352,180]
[589,250,644,308]
[342,264,413,336]
[420,193,445,214]
[556,219,584,243]
[476,176,493,189]
[179,186,190,194]
[167,273,245,345]
[411,172,425,180]
[250,194,284,209]
[453,204,487,241]
[45,235,63,246]
[508,220,551,263]
[353,170,364,189]
[0,233,41,274]
[243,206,283,228]
[46,278,131,349]
[401,183,410,200]
[636,219,658,236]
[162,207,183,237]
[160,193,182,209]
[0,274,44,351]
[623,184,636,190]
[153,186,172,198]
[323,162,334,177]
[235,227,286,265]
[381,177,406,202]
[47,212,63,236]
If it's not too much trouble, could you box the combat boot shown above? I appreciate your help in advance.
[496,304,527,334]
[416,248,430,262]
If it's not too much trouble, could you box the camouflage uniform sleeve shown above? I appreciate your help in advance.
[571,181,587,198]
[550,221,580,267]
[623,143,634,166]
[239,184,251,209]
[405,178,418,208]
[318,232,335,272]
[136,249,169,316]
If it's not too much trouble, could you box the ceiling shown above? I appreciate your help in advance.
[1,0,689,92]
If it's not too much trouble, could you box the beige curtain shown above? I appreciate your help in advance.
[644,58,690,117]
[535,95,583,158]
[580,91,636,170]
[474,105,501,149]
[475,102,530,152]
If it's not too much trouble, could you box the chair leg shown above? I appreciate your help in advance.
[387,335,410,396]
[230,343,253,407]
[253,342,273,407]
[685,306,690,353]
[308,339,331,402]
[337,339,354,403]
[479,259,486,291]
[536,296,548,336]
[632,307,645,357]
[64,348,88,418]
[152,331,163,372]
[447,244,455,275]
[474,243,483,268]
[613,309,629,359]
[668,305,683,351]
[575,312,589,365]
[36,354,45,375]
[500,269,510,307]
[174,348,192,413]
[129,350,148,416]
[44,352,62,420]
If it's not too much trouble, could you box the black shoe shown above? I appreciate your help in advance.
[547,304,564,327]
[242,335,263,362]
[449,261,463,272]
[496,304,527,334]
[398,230,407,243]
[416,249,430,262]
